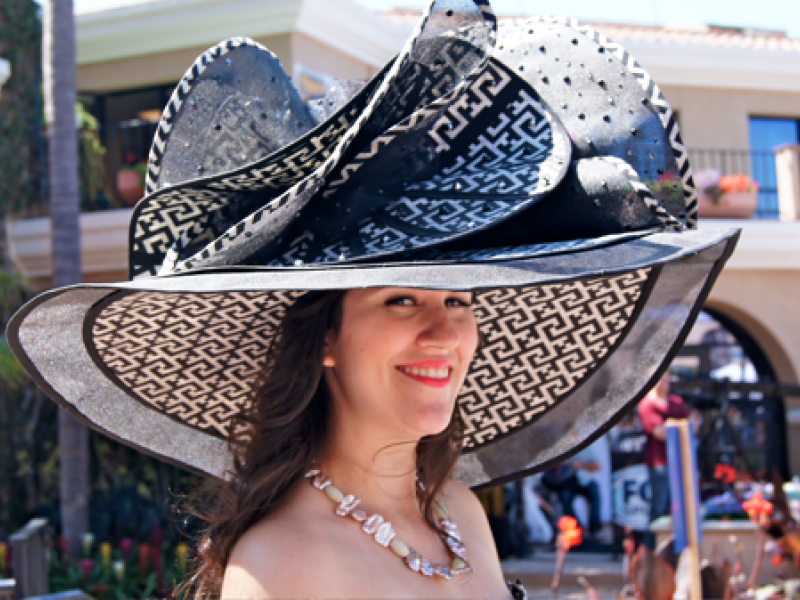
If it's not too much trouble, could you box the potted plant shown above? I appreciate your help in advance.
[117,154,147,207]
[695,169,759,219]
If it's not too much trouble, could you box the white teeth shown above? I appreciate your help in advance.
[398,366,450,379]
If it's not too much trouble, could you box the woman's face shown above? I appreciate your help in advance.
[322,288,479,439]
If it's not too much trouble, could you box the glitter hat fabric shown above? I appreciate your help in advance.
[8,0,739,488]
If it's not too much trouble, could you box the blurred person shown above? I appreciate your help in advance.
[541,445,603,538]
[637,371,689,547]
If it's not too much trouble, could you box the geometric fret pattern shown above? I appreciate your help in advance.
[130,0,499,279]
[91,290,304,438]
[89,268,650,449]
[274,59,570,266]
[459,268,651,448]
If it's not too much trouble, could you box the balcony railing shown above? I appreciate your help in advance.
[22,120,793,221]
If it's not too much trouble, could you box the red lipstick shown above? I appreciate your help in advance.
[396,360,453,388]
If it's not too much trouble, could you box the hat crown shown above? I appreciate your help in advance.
[130,0,694,280]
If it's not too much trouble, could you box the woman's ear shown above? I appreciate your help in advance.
[322,334,335,367]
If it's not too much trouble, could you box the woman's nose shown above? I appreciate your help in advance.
[418,306,460,349]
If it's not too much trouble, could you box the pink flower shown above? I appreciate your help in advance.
[79,558,95,581]
[694,168,720,191]
[119,537,133,560]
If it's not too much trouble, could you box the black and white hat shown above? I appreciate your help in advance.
[8,0,738,488]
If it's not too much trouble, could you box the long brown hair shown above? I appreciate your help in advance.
[182,290,465,595]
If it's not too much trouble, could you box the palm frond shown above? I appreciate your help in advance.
[0,270,29,314]
[0,339,27,388]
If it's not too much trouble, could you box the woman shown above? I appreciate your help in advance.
[7,0,737,596]
[217,288,510,597]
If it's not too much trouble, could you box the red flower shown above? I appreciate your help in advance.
[558,516,583,551]
[772,555,782,567]
[139,543,150,577]
[714,463,737,484]
[657,173,676,183]
[742,492,773,522]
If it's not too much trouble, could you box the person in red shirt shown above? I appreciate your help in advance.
[637,371,689,547]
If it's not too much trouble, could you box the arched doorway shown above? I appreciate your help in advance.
[608,309,788,545]
[672,309,789,488]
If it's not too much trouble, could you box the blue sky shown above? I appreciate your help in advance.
[73,0,800,39]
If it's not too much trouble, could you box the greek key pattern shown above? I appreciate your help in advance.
[91,291,304,438]
[273,60,570,266]
[162,0,497,276]
[459,268,651,449]
[519,16,698,229]
[131,108,359,278]
[89,269,650,445]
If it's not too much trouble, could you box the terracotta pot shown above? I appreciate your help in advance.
[697,190,758,219]
[117,169,145,206]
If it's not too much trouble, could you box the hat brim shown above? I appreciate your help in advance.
[8,228,737,486]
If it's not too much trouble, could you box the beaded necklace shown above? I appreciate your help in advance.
[306,468,471,580]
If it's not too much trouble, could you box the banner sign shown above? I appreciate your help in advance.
[611,464,652,530]
[610,418,650,532]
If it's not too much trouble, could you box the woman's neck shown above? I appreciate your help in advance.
[318,426,422,520]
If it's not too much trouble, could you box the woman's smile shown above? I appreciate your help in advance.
[396,359,454,388]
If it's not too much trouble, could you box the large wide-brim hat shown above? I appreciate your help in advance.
[9,0,738,489]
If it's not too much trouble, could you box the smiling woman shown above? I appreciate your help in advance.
[205,288,512,597]
[7,0,740,596]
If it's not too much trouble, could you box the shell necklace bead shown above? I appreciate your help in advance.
[305,468,471,580]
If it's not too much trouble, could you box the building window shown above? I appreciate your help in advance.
[748,117,800,218]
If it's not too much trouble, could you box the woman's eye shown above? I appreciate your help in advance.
[386,296,416,307]
[446,297,472,307]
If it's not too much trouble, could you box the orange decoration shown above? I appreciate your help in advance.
[558,516,583,550]
[718,174,758,194]
[742,492,773,522]
[714,463,737,484]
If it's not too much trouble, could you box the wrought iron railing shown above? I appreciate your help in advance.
[687,148,780,219]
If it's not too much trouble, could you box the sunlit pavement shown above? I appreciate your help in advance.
[502,551,626,591]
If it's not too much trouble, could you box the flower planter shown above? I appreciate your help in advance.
[116,169,144,206]
[698,190,758,219]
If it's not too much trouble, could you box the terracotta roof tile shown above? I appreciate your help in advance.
[377,8,800,53]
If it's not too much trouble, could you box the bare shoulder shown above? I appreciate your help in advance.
[440,478,487,521]
[221,493,345,598]
[439,480,495,548]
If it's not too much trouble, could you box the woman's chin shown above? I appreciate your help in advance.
[406,407,455,437]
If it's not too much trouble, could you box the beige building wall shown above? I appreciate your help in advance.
[706,269,800,475]
[661,85,800,150]
[291,32,377,80]
[77,33,379,94]
[77,34,293,93]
